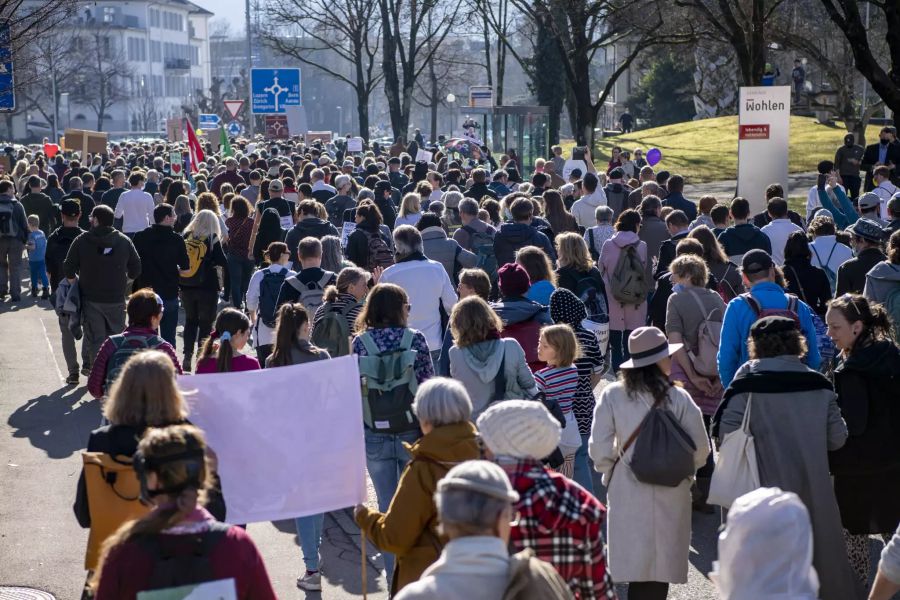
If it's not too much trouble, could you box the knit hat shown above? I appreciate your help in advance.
[477,400,561,460]
[549,287,586,327]
[437,460,520,503]
[497,262,531,297]
[849,218,885,243]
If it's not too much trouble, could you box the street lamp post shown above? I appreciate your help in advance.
[336,105,342,135]
[446,93,455,138]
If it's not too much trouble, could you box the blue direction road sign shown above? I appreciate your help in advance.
[198,113,220,130]
[251,68,301,114]
[0,22,15,111]
[227,121,242,136]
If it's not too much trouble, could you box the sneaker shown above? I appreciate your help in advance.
[182,357,192,373]
[296,571,322,591]
[65,372,79,385]
[81,366,91,376]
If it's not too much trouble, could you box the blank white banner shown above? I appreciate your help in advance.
[178,355,366,524]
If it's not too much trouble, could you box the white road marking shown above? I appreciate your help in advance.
[39,317,64,384]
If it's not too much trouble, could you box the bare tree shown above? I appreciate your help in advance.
[0,0,76,93]
[470,0,512,104]
[379,0,462,139]
[260,0,382,140]
[816,0,900,117]
[70,31,133,131]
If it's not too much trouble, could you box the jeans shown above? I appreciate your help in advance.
[159,297,180,349]
[82,300,125,367]
[256,344,272,368]
[0,237,24,298]
[365,427,420,583]
[226,254,254,308]
[609,329,633,373]
[295,513,325,571]
[58,313,88,376]
[180,287,218,358]
[29,260,48,288]
[573,433,595,495]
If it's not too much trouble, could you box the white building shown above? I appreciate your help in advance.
[46,0,213,135]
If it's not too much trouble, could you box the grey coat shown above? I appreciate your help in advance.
[449,338,538,420]
[421,226,477,283]
[718,356,861,600]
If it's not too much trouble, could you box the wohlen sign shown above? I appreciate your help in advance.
[737,86,791,214]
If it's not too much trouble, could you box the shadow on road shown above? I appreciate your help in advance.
[7,386,99,459]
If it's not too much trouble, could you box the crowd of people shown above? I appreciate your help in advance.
[1,128,900,600]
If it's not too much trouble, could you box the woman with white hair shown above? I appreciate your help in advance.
[354,377,480,595]
[180,209,227,371]
[395,460,572,600]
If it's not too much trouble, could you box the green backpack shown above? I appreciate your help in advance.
[310,300,360,357]
[358,330,419,433]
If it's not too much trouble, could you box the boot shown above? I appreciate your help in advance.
[30,285,37,297]
[182,354,193,373]
[41,287,49,300]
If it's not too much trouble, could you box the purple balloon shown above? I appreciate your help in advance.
[646,148,662,166]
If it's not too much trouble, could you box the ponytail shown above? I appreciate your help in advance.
[323,285,340,303]
[198,308,251,372]
[324,267,369,305]
[829,293,894,352]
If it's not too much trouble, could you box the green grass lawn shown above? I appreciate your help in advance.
[562,116,875,184]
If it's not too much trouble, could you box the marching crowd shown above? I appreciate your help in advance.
[2,128,900,600]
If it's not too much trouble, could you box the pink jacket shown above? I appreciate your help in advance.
[599,231,649,331]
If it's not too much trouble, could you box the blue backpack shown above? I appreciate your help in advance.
[258,269,288,328]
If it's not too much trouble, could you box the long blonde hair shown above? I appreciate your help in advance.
[183,209,222,242]
[103,350,188,427]
[91,425,213,592]
[399,193,421,218]
[555,231,593,271]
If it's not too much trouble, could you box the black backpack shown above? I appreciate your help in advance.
[258,269,289,328]
[136,521,231,592]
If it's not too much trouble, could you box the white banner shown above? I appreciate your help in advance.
[737,86,791,215]
[178,356,367,524]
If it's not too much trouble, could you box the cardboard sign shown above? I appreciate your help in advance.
[347,137,364,153]
[341,221,356,247]
[415,149,433,163]
[306,130,332,143]
[62,128,108,156]
[166,118,183,142]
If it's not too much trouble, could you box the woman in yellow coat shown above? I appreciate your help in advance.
[355,377,480,595]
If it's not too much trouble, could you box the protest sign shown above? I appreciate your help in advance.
[179,356,366,524]
[737,86,791,214]
[415,149,433,163]
[347,137,364,153]
[341,221,357,248]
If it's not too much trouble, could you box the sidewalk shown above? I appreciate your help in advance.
[685,171,817,200]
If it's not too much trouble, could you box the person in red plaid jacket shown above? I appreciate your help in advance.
[477,399,617,599]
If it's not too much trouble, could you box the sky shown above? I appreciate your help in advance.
[193,0,247,34]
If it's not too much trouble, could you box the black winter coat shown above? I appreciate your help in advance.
[783,258,832,316]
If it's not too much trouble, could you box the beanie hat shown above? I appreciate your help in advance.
[497,262,531,297]
[476,400,561,460]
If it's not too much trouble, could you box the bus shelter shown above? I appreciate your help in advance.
[466,105,549,179]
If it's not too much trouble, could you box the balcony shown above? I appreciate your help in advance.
[164,58,191,71]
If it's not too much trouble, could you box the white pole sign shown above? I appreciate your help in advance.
[736,86,791,215]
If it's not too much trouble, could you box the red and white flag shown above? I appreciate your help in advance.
[184,118,205,173]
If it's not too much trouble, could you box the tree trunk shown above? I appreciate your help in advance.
[481,5,493,90]
[356,90,370,142]
[379,0,403,139]
[429,57,438,143]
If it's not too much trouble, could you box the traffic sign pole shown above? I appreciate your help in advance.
[245,0,254,137]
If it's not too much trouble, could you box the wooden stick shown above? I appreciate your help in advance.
[361,529,368,600]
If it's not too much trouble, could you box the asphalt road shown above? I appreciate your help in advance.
[0,291,727,600]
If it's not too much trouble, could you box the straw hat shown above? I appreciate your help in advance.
[619,326,682,369]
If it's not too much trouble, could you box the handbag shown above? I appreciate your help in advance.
[708,393,761,508]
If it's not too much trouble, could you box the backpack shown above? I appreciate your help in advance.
[605,186,629,217]
[310,300,360,357]
[587,228,600,261]
[573,270,609,321]
[258,268,288,328]
[136,521,231,592]
[741,292,800,326]
[0,199,17,238]
[179,236,208,286]
[716,263,740,303]
[365,230,395,271]
[786,265,836,369]
[463,224,498,281]
[610,243,651,305]
[610,391,698,487]
[287,272,333,314]
[104,333,166,392]
[811,243,838,293]
[358,329,419,433]
[685,289,723,378]
[81,452,150,570]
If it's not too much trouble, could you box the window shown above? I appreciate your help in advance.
[149,9,159,28]
[151,41,161,62]
[102,7,115,23]
[151,74,163,96]
[127,38,146,62]
[191,45,199,66]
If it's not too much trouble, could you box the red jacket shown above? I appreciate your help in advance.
[88,327,182,399]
